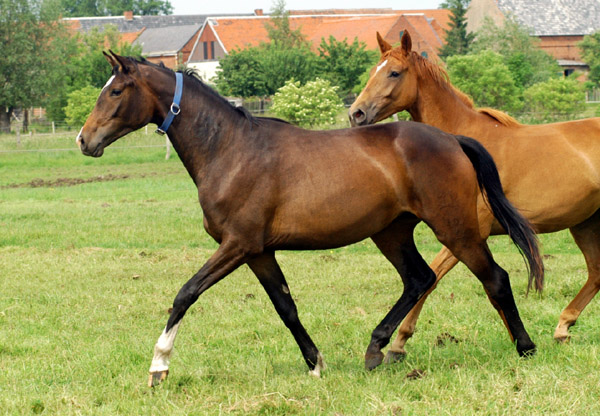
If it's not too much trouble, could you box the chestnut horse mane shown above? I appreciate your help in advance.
[388,50,521,127]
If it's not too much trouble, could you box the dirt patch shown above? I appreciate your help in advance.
[2,173,134,189]
[405,368,426,380]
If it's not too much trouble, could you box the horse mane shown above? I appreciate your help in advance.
[127,57,290,126]
[387,50,521,127]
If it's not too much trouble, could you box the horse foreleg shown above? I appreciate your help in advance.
[148,242,249,387]
[247,252,324,376]
[366,221,436,370]
[555,222,600,342]
[385,246,459,363]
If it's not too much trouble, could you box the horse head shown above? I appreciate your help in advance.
[76,52,159,157]
[349,31,418,126]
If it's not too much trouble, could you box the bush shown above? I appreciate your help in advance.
[64,85,101,127]
[271,78,344,128]
[446,50,522,113]
[523,77,585,123]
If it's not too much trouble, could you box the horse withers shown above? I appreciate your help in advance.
[350,30,600,362]
[77,52,543,386]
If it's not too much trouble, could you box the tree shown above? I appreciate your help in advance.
[213,42,319,98]
[471,17,559,89]
[438,0,474,59]
[271,78,344,128]
[579,32,600,89]
[0,0,67,133]
[213,48,268,97]
[64,85,101,127]
[263,0,306,48]
[446,50,522,112]
[523,77,585,123]
[317,36,377,96]
[61,0,173,17]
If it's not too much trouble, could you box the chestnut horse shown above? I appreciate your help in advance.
[77,52,543,386]
[350,30,600,362]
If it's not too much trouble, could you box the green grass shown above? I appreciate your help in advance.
[1,131,599,415]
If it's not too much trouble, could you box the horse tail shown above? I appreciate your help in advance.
[456,135,544,293]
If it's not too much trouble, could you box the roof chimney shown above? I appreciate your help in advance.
[254,9,263,16]
[124,10,133,21]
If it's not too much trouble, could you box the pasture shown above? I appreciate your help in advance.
[1,131,600,415]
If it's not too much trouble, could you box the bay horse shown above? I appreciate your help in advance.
[77,52,543,386]
[350,30,600,362]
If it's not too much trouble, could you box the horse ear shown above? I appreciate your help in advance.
[400,31,412,55]
[376,32,392,54]
[103,51,118,67]
[109,50,136,74]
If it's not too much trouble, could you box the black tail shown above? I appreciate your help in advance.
[456,135,544,293]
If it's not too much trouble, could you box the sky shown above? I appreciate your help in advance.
[169,0,445,15]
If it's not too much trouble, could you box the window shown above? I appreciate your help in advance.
[203,42,208,60]
[210,41,215,60]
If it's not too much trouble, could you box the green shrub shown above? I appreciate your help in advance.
[64,85,101,127]
[523,77,585,123]
[271,78,344,128]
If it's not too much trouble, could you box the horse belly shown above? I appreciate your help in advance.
[269,188,404,250]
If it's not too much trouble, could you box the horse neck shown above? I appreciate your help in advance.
[151,73,247,184]
[407,74,496,136]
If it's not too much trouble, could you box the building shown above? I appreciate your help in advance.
[65,9,450,80]
[466,0,600,75]
[188,9,451,81]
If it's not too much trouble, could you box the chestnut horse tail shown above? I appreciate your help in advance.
[456,135,544,293]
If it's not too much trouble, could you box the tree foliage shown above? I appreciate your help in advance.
[446,50,522,112]
[438,0,474,59]
[61,0,173,17]
[579,31,600,89]
[523,77,585,123]
[271,78,344,127]
[64,85,102,127]
[317,36,377,96]
[0,0,68,132]
[471,17,559,89]
[263,0,306,48]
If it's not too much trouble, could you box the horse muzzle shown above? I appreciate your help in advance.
[348,107,375,127]
[76,130,105,157]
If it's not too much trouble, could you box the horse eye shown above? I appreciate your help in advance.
[390,71,401,78]
[111,89,122,96]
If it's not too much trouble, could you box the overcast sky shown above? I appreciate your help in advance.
[169,0,445,15]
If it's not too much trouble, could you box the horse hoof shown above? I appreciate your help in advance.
[365,351,384,371]
[384,350,406,364]
[554,335,570,343]
[517,343,536,358]
[148,370,169,387]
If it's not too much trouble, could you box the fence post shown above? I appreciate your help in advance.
[52,122,55,135]
[16,129,20,145]
[165,135,171,160]
[145,125,148,135]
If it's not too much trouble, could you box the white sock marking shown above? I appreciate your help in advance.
[149,322,181,373]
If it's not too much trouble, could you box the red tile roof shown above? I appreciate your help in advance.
[208,9,450,60]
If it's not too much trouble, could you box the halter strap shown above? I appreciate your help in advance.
[156,72,183,135]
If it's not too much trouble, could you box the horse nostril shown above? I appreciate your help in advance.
[353,110,366,122]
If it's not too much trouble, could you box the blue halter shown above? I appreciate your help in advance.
[156,72,183,135]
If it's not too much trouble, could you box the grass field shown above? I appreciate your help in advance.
[1,130,600,415]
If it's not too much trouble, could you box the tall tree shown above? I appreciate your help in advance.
[438,0,474,59]
[263,0,306,48]
[0,0,67,132]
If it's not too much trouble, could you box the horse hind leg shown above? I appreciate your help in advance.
[555,218,600,342]
[247,252,324,376]
[385,246,459,364]
[445,236,536,356]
